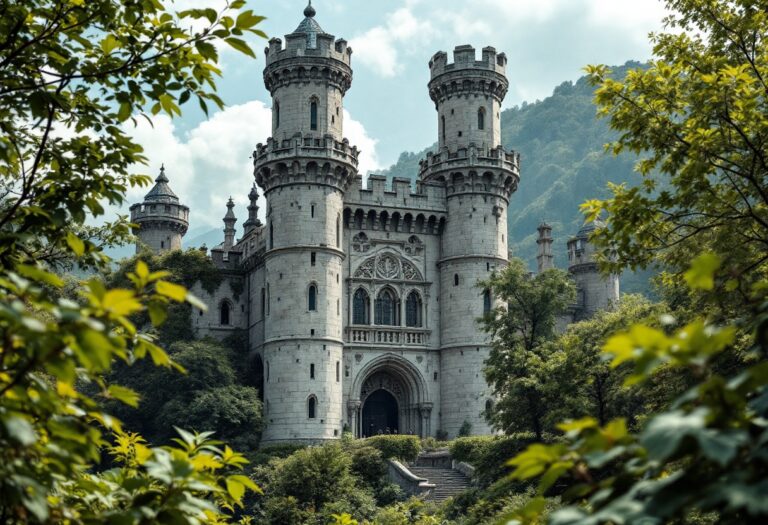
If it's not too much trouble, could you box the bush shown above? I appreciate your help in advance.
[458,420,473,437]
[436,429,449,440]
[376,482,406,506]
[350,446,388,488]
[450,434,538,486]
[362,435,421,462]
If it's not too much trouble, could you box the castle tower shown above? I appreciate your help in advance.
[242,184,262,234]
[566,219,620,320]
[222,197,237,248]
[254,2,356,443]
[129,165,189,253]
[421,45,519,437]
[536,221,554,272]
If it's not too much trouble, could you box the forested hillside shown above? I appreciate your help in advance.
[381,61,653,294]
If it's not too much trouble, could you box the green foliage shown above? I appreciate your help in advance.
[583,0,768,301]
[458,420,473,437]
[254,442,377,524]
[481,259,575,438]
[450,434,538,487]
[362,434,422,462]
[0,1,265,520]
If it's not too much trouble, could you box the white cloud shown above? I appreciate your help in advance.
[350,7,436,77]
[110,101,380,241]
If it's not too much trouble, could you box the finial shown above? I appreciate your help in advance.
[227,196,234,207]
[304,0,315,18]
[249,183,259,200]
[156,163,169,182]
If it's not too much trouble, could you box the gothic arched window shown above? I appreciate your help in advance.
[308,395,317,419]
[308,284,318,311]
[375,288,399,326]
[220,301,231,326]
[405,291,422,328]
[478,107,486,130]
[310,99,318,130]
[483,289,492,314]
[454,273,459,286]
[353,288,369,325]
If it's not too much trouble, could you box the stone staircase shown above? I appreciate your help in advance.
[406,465,472,502]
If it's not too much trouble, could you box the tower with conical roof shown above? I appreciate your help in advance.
[130,166,189,253]
[222,197,237,248]
[242,185,262,234]
[254,2,356,444]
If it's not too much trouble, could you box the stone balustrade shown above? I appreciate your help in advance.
[347,326,431,346]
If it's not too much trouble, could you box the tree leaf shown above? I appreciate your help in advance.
[156,280,187,302]
[224,37,255,58]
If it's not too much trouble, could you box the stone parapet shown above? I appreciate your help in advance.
[254,133,358,193]
[418,144,520,201]
[428,45,508,106]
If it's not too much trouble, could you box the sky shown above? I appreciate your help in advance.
[118,0,669,239]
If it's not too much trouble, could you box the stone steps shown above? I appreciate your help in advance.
[407,465,472,502]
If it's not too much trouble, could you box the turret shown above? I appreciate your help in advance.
[536,221,554,272]
[243,184,262,234]
[223,197,237,248]
[567,219,620,320]
[255,2,354,444]
[129,165,189,253]
[423,45,518,438]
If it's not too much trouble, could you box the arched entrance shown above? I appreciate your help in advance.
[348,353,432,437]
[362,389,398,436]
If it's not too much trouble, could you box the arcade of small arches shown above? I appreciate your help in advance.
[347,354,433,438]
[263,62,353,96]
[343,207,445,235]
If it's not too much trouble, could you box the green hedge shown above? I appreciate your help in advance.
[362,435,421,462]
[450,434,538,486]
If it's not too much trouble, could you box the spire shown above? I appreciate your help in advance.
[536,220,554,273]
[294,0,325,42]
[144,164,179,203]
[243,184,262,234]
[223,197,237,248]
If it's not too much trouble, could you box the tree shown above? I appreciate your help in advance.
[553,294,664,426]
[480,259,575,439]
[583,0,768,308]
[0,1,265,521]
[501,1,768,522]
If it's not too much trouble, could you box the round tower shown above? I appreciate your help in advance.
[130,165,189,253]
[536,221,554,273]
[420,45,519,438]
[254,2,356,443]
[567,219,620,320]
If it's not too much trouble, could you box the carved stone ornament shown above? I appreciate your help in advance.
[354,252,423,281]
[354,258,375,278]
[404,235,424,256]
[361,372,404,403]
[376,254,400,279]
[352,232,370,253]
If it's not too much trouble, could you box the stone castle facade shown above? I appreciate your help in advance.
[130,4,619,443]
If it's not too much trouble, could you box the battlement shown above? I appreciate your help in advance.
[254,133,359,167]
[344,174,447,214]
[419,144,520,177]
[429,45,507,79]
[129,202,189,224]
[265,34,352,67]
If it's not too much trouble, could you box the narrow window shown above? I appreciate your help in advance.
[485,399,494,413]
[454,274,459,286]
[337,298,340,315]
[310,100,318,130]
[353,288,370,324]
[478,107,485,130]
[260,288,266,319]
[275,102,280,128]
[483,289,492,314]
[220,302,230,325]
[336,214,340,247]
[310,363,315,379]
[309,284,317,311]
[441,115,446,141]
[266,361,269,382]
[266,284,270,315]
[311,252,316,266]
[311,204,315,218]
[406,291,422,328]
[269,222,274,249]
[336,361,340,382]
[308,396,316,419]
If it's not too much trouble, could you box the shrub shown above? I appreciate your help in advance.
[450,436,497,464]
[458,420,473,437]
[362,435,421,462]
[350,446,388,488]
[436,429,449,440]
[450,434,538,486]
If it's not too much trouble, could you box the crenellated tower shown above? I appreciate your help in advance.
[130,165,189,253]
[536,221,554,272]
[567,219,619,320]
[420,45,520,438]
[254,2,356,443]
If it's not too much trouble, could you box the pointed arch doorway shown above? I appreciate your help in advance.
[362,389,399,436]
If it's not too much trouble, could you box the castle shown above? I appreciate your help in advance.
[130,3,619,443]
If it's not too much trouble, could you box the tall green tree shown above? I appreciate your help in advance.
[0,1,265,522]
[583,0,768,308]
[480,259,575,439]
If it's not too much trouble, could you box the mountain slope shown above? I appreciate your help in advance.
[380,61,653,295]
